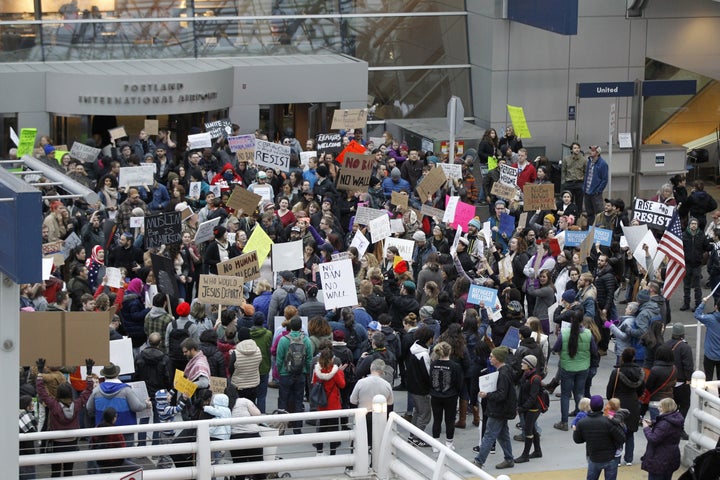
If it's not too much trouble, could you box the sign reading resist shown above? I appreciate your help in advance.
[254,139,290,172]
[632,199,675,230]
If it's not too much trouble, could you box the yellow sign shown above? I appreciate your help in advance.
[17,128,37,157]
[507,105,532,139]
[244,226,273,266]
[174,369,198,398]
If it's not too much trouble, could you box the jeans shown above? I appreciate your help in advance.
[622,430,634,464]
[256,373,269,413]
[279,374,306,431]
[560,368,588,423]
[409,393,432,432]
[703,355,720,381]
[585,193,604,221]
[474,417,513,465]
[648,474,673,480]
[587,458,618,480]
[584,366,598,398]
[683,266,702,307]
[49,439,78,477]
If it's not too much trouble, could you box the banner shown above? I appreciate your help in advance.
[319,259,359,310]
[337,153,374,191]
[523,183,556,211]
[420,204,445,219]
[70,142,101,163]
[254,139,291,172]
[144,211,182,249]
[197,274,246,306]
[632,198,675,230]
[217,251,261,281]
[228,134,255,157]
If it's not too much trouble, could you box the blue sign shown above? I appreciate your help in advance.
[507,0,578,36]
[468,284,498,307]
[593,227,613,247]
[577,82,635,98]
[500,326,521,350]
[565,230,589,247]
[499,213,516,238]
[642,80,697,97]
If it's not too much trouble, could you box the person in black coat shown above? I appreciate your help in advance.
[203,226,240,275]
[606,347,645,465]
[663,323,694,438]
[573,395,625,479]
[199,329,226,378]
[383,276,420,332]
[514,354,543,463]
[681,218,712,311]
[678,180,717,231]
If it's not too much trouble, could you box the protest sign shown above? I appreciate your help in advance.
[174,369,198,398]
[127,381,152,419]
[331,108,368,131]
[227,187,262,215]
[227,134,254,154]
[500,326,521,350]
[151,253,180,298]
[350,231,370,257]
[523,183,556,211]
[499,212,515,238]
[518,212,529,228]
[507,105,532,139]
[129,216,144,228]
[144,211,182,249]
[62,232,82,259]
[499,164,518,186]
[189,182,201,199]
[565,230,589,247]
[217,251,261,281]
[17,128,37,157]
[63,310,112,366]
[42,257,54,280]
[70,142,101,163]
[478,371,499,393]
[251,184,274,204]
[319,259,359,310]
[271,240,303,271]
[420,204,445,219]
[443,196,460,223]
[20,312,64,366]
[439,163,462,182]
[331,252,352,261]
[245,226,273,266]
[336,139,366,165]
[632,198,675,230]
[210,377,228,394]
[118,165,156,188]
[209,184,221,197]
[300,151,315,168]
[384,237,414,262]
[621,223,649,252]
[337,152,374,191]
[355,206,386,225]
[193,217,222,244]
[315,133,343,156]
[197,274,246,306]
[390,218,405,234]
[416,166,447,200]
[632,229,660,269]
[110,337,135,375]
[578,226,596,262]
[108,126,127,141]
[391,191,409,209]
[143,119,159,135]
[254,139,291,172]
[188,132,212,149]
[490,181,516,201]
[42,240,63,256]
[204,119,232,139]
[593,227,613,247]
[467,284,499,307]
[105,267,122,288]
[370,214,391,243]
[451,200,476,231]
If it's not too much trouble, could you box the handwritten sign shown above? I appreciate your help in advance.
[17,128,37,157]
[416,166,447,200]
[315,133,343,156]
[174,369,198,397]
[197,274,246,306]
[491,181,516,201]
[204,119,232,139]
[105,267,122,289]
[228,134,255,161]
[69,142,100,163]
[108,126,127,141]
[210,376,228,394]
[349,231,370,257]
[384,237,414,262]
[144,119,159,135]
[420,204,445,219]
[331,108,368,131]
[337,153,374,191]
[390,218,405,234]
[439,163,462,182]
[254,139,290,172]
[188,132,212,149]
[369,214,391,243]
[331,252,352,261]
[144,211,182,249]
[300,151,315,168]
[391,191,409,209]
[355,206,386,225]
[217,251,261,281]
[467,284,498,307]
[193,217,222,244]
[319,259,358,310]
[523,183,556,211]
[632,198,675,230]
[499,164,518,186]
[227,187,262,215]
[119,165,156,188]
[507,104,532,139]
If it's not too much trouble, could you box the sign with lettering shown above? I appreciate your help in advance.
[244,226,273,266]
[391,191,409,209]
[491,181,516,201]
[173,369,198,397]
[217,251,261,281]
[254,139,291,172]
[118,165,156,188]
[17,128,37,157]
[439,163,462,182]
[383,237,414,262]
[369,214,391,243]
[632,198,675,230]
[467,284,498,307]
[331,108,368,131]
[420,204,445,219]
[523,183,556,211]
[577,81,635,98]
[144,211,182,249]
[315,133,343,156]
[507,105,532,139]
[187,132,212,149]
[319,259,358,310]
[349,231,370,257]
[227,187,262,215]
[228,134,255,157]
[210,376,228,394]
[108,126,127,141]
[337,153,374,191]
[204,119,232,139]
[499,164,518,186]
[355,206,386,225]
[416,166,447,201]
[70,142,101,163]
[193,217,222,244]
[593,227,613,247]
[197,274,246,306]
[564,230,589,247]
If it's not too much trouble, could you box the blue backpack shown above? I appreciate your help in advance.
[281,287,303,310]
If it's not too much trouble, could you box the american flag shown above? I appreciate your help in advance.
[657,211,685,299]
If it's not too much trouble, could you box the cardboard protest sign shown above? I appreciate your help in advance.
[271,240,303,271]
[227,187,262,215]
[144,211,182,249]
[217,251,261,281]
[245,226,273,266]
[355,206,386,225]
[499,164,518,186]
[20,311,64,366]
[188,132,212,149]
[391,191,409,209]
[632,198,675,230]
[384,237,414,262]
[490,181,516,201]
[42,240,63,256]
[17,128,37,157]
[593,227,613,247]
[151,253,180,298]
[565,230,589,247]
[193,217,222,244]
[210,376,228,394]
[228,134,254,156]
[350,231,370,257]
[110,336,135,375]
[108,126,127,141]
[315,133,343,156]
[174,369,198,397]
[337,152,374,191]
[119,165,156,188]
[70,142,101,163]
[319,259,359,310]
[204,119,232,139]
[507,105,532,139]
[331,108,368,131]
[416,166,447,200]
[523,183,556,211]
[254,139,290,172]
[370,214,391,243]
[578,226,596,263]
[197,274,246,306]
[143,119,159,135]
[518,212,529,229]
[420,204,445,219]
[439,163,462,182]
[467,284,499,307]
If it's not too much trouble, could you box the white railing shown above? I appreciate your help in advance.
[686,371,720,464]
[20,408,369,480]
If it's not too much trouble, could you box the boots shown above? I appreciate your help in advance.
[514,437,533,463]
[472,405,480,427]
[529,434,542,458]
[543,377,560,394]
[455,399,468,429]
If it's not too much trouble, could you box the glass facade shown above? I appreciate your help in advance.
[0,0,471,119]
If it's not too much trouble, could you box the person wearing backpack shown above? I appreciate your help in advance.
[165,301,199,372]
[275,316,313,428]
[267,271,307,330]
[514,355,543,464]
[311,347,347,456]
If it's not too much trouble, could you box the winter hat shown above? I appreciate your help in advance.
[636,289,650,304]
[127,278,143,295]
[469,217,482,230]
[44,144,55,155]
[176,301,191,317]
[412,230,426,242]
[491,346,509,363]
[391,167,401,179]
[253,312,266,326]
[507,300,523,313]
[155,389,169,402]
[20,395,33,410]
[495,200,506,208]
[306,282,319,298]
[672,323,685,337]
[368,321,381,331]
[316,165,329,178]
[241,303,255,317]
[333,329,346,342]
[590,395,604,412]
[403,280,416,293]
[419,305,435,319]
[237,327,251,341]
[521,355,537,369]
[427,155,439,165]
[257,170,267,179]
[544,214,556,224]
[562,289,577,303]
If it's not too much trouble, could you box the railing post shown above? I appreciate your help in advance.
[372,395,388,477]
[196,421,212,480]
[689,370,707,446]
[351,409,370,476]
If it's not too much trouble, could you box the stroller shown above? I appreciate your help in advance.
[678,438,720,480]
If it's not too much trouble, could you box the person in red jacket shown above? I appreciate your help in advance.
[512,148,537,190]
[311,346,347,456]
[210,163,242,193]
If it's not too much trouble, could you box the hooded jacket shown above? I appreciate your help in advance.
[312,363,345,411]
[250,325,273,375]
[606,362,645,432]
[405,341,431,395]
[36,376,92,440]
[87,380,148,426]
[200,330,226,378]
[641,410,684,475]
[230,339,262,389]
[203,393,231,440]
[134,346,172,398]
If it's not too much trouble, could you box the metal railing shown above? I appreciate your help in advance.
[686,371,720,465]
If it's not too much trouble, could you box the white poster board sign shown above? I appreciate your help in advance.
[384,237,415,262]
[439,163,462,181]
[105,267,122,289]
[350,231,370,257]
[319,259,359,310]
[126,381,152,419]
[119,165,156,188]
[369,214,391,243]
[499,164,518,186]
[390,218,405,234]
[70,142,101,163]
[193,217,222,244]
[187,132,212,149]
[271,240,304,271]
[109,337,135,375]
[478,371,498,393]
[129,216,144,228]
[443,196,460,223]
[254,139,291,172]
[252,184,274,205]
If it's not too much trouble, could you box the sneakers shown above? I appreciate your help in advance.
[315,451,327,457]
[473,445,480,453]
[680,304,690,311]
[473,459,484,469]
[490,447,496,454]
[495,460,514,469]
[415,439,430,448]
[553,422,569,431]
[513,434,524,442]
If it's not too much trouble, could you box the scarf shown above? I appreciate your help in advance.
[102,186,118,208]
[86,245,104,268]
[185,351,211,382]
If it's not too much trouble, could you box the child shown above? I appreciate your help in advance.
[155,389,187,469]
[606,303,639,365]
[19,395,37,480]
[605,399,630,465]
[90,407,141,473]
[203,393,232,467]
[604,398,621,419]
[571,397,591,430]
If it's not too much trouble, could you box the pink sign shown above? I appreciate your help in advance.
[445,195,476,230]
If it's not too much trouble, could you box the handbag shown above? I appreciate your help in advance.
[309,380,328,409]
[639,366,675,406]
